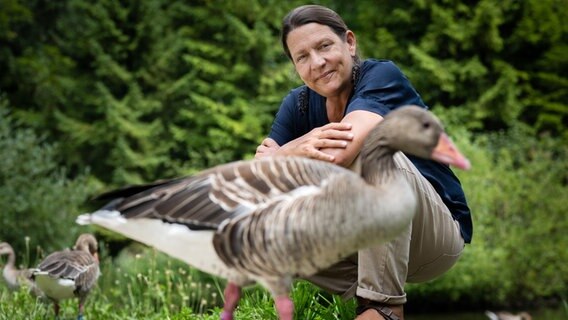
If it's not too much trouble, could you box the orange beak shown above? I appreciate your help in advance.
[431,133,471,170]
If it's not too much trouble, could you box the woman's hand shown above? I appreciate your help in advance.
[280,122,353,162]
[255,123,352,161]
[295,122,353,161]
[255,138,280,158]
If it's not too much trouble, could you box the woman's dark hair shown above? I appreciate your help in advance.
[281,5,354,61]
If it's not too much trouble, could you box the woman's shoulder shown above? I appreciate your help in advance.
[361,59,404,77]
[282,85,326,114]
[288,85,308,95]
[363,58,395,65]
[280,85,307,108]
[278,85,313,118]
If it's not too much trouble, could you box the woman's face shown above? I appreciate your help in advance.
[286,23,356,99]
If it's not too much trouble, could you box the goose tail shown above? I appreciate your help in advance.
[76,211,240,280]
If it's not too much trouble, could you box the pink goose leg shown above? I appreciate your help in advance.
[220,282,241,320]
[275,295,294,320]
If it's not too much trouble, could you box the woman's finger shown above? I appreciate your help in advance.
[318,129,354,140]
[309,149,335,162]
[261,137,279,147]
[321,122,352,131]
[315,139,348,149]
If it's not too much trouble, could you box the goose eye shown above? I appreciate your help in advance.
[422,121,431,129]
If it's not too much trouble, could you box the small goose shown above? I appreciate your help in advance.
[0,242,40,295]
[77,106,471,320]
[485,310,532,320]
[32,234,100,320]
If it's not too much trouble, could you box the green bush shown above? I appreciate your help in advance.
[406,122,568,308]
[0,99,95,257]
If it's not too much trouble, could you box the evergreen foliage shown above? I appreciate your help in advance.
[1,0,303,185]
[349,0,567,137]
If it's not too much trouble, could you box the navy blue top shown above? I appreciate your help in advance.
[268,59,472,243]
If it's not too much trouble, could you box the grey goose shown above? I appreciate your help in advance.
[32,233,100,320]
[77,106,470,320]
[0,241,42,296]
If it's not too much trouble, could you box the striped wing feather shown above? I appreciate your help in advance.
[36,250,99,298]
[106,157,346,230]
[213,172,381,278]
[37,251,97,282]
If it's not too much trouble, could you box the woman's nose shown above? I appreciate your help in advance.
[311,52,325,69]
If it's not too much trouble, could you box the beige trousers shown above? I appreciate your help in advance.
[304,152,465,305]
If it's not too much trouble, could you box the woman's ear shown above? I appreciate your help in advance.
[346,30,357,55]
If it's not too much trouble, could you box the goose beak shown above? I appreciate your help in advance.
[431,133,471,170]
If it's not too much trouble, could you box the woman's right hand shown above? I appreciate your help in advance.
[283,122,353,162]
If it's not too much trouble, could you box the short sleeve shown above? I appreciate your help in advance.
[347,60,427,117]
[268,89,299,146]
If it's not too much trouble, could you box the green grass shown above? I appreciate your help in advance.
[3,244,567,320]
[0,244,356,320]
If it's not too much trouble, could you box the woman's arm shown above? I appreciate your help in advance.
[321,110,383,167]
[254,110,383,168]
[255,122,353,162]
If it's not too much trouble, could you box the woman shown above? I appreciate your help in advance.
[255,5,472,320]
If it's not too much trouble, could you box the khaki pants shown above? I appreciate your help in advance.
[304,152,465,305]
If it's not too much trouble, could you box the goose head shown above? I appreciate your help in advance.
[0,242,14,257]
[361,105,470,172]
[0,242,15,268]
[73,234,99,262]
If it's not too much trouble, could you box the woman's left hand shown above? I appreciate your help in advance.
[255,138,280,158]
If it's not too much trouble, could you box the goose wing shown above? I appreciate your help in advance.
[36,250,97,281]
[99,156,346,229]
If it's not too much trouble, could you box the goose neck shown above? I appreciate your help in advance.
[2,254,19,289]
[360,147,398,185]
[2,250,16,268]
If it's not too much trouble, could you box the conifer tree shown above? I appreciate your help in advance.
[1,0,300,185]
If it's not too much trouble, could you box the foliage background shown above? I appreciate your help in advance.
[1,0,567,314]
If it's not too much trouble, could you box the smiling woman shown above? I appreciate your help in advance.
[286,22,357,104]
[255,4,472,320]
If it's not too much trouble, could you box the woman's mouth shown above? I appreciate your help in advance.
[317,70,334,81]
